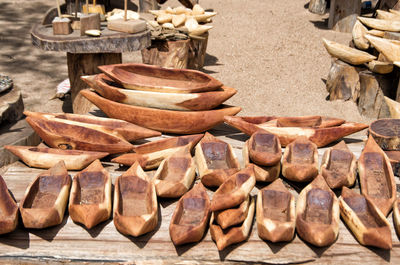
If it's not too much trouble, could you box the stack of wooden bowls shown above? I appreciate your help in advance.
[80,63,241,134]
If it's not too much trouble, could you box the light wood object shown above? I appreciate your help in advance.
[309,0,327,14]
[328,0,361,33]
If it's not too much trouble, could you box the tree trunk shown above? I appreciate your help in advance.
[309,0,327,14]
[326,59,362,101]
[328,0,361,33]
[67,52,122,114]
[141,39,190,69]
[188,33,209,69]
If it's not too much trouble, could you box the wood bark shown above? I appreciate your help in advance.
[357,70,397,118]
[328,0,361,33]
[141,39,190,69]
[67,52,122,114]
[309,0,327,14]
[326,59,362,101]
[188,33,209,69]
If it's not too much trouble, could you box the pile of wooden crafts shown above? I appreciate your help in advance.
[322,9,400,119]
[80,62,240,134]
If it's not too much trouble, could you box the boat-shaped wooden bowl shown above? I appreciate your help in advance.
[0,175,18,234]
[210,196,255,251]
[69,160,112,229]
[247,130,281,166]
[394,198,400,238]
[320,141,357,189]
[214,195,250,230]
[20,161,71,229]
[195,132,240,187]
[384,150,400,176]
[153,146,196,198]
[82,74,237,111]
[24,111,161,142]
[257,179,295,243]
[242,140,280,182]
[5,145,109,170]
[210,165,255,212]
[296,175,340,247]
[98,63,223,93]
[25,116,134,154]
[358,135,396,216]
[224,115,368,147]
[282,136,319,182]
[340,187,392,249]
[169,182,211,245]
[112,134,203,169]
[369,119,400,150]
[113,162,158,237]
[81,90,241,134]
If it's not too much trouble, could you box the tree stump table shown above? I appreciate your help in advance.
[31,23,150,114]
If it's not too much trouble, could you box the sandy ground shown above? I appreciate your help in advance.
[0,0,372,124]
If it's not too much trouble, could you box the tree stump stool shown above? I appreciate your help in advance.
[328,0,361,33]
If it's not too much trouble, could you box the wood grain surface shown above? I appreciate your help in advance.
[0,125,399,264]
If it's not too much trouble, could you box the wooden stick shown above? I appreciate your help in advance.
[124,0,127,21]
[93,0,96,7]
[86,0,89,14]
[75,0,78,19]
[56,0,61,17]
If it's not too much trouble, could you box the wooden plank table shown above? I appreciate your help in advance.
[0,125,399,264]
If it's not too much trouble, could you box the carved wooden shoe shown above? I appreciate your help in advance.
[296,175,340,247]
[153,146,196,198]
[69,160,112,229]
[195,132,240,187]
[113,162,158,237]
[282,136,319,182]
[169,182,211,245]
[20,161,71,229]
[257,179,295,242]
[340,187,392,249]
[320,140,357,189]
[358,135,396,216]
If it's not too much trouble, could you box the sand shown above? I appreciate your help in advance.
[0,0,372,124]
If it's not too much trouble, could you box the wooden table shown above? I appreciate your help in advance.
[0,124,399,264]
[31,22,150,114]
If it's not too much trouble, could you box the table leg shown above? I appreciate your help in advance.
[67,52,122,114]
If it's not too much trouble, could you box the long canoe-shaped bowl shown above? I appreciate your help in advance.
[69,160,112,229]
[0,175,18,234]
[195,132,240,187]
[25,116,134,154]
[369,119,400,150]
[384,150,400,176]
[4,145,108,170]
[384,96,400,119]
[214,195,251,230]
[359,17,400,33]
[153,146,196,198]
[81,90,241,134]
[394,198,400,238]
[282,136,319,182]
[99,63,223,93]
[352,20,369,50]
[113,162,158,237]
[24,111,160,142]
[169,182,211,245]
[358,135,396,216]
[320,141,357,189]
[210,196,255,251]
[112,134,203,169]
[376,9,400,20]
[20,161,71,229]
[322,38,376,65]
[296,175,340,247]
[257,179,295,242]
[247,130,281,166]
[365,35,400,62]
[340,187,392,249]
[224,116,368,147]
[82,74,237,111]
[243,141,280,182]
[210,165,255,212]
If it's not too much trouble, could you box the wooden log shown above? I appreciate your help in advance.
[326,59,362,101]
[308,0,327,14]
[0,86,24,125]
[80,13,101,36]
[188,33,208,69]
[357,70,397,118]
[328,0,361,33]
[67,52,122,114]
[52,17,72,35]
[141,39,190,69]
